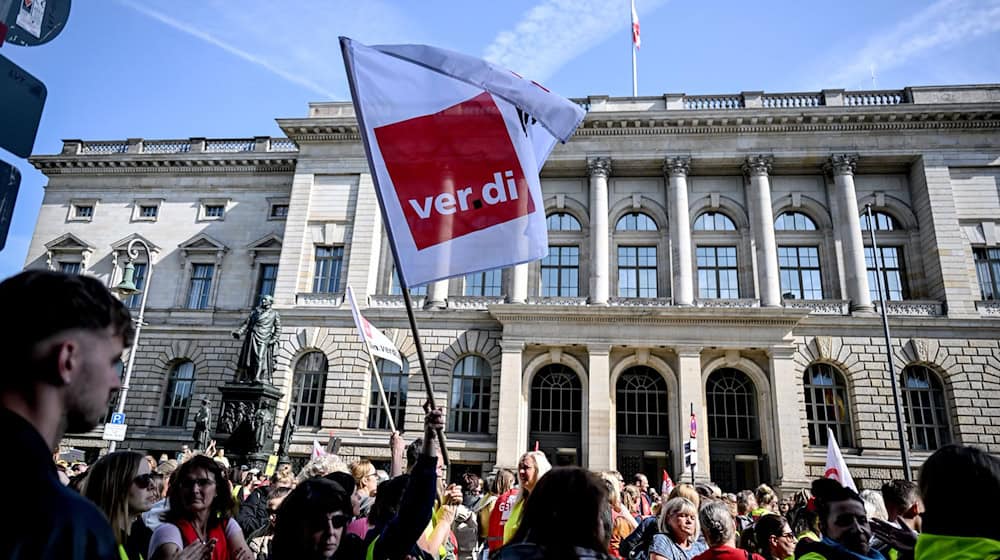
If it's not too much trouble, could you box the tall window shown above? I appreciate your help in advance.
[803,364,852,447]
[256,263,278,301]
[694,212,736,231]
[125,263,147,309]
[389,268,427,296]
[465,269,502,297]
[162,361,195,427]
[697,246,739,298]
[901,365,950,451]
[616,212,657,231]
[292,352,327,427]
[779,246,822,299]
[618,246,657,297]
[541,246,579,297]
[706,368,757,440]
[187,264,214,309]
[530,365,582,434]
[616,367,668,437]
[865,247,907,301]
[59,262,82,275]
[547,212,581,231]
[974,248,1000,300]
[449,356,492,433]
[313,246,344,293]
[368,358,408,430]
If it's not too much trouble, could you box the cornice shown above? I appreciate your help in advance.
[489,304,809,328]
[30,156,297,176]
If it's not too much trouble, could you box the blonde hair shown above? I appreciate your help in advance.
[514,451,552,507]
[350,459,376,489]
[83,451,145,544]
[622,485,641,514]
[658,497,699,544]
[669,483,701,509]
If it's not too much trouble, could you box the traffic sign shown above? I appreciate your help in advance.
[5,0,71,47]
[110,412,126,425]
[0,54,46,157]
[0,160,19,251]
[102,423,127,442]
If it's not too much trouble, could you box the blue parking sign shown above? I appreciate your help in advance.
[110,412,126,425]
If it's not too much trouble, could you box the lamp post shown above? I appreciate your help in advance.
[110,239,154,453]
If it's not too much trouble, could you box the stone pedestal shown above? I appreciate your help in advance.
[215,382,283,470]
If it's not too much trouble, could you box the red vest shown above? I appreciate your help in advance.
[486,488,519,552]
[175,518,230,560]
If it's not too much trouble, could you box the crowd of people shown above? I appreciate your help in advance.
[4,269,1000,560]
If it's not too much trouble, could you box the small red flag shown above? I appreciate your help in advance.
[631,0,641,49]
[661,469,674,495]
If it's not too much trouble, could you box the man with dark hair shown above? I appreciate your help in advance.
[0,270,135,559]
[872,480,922,558]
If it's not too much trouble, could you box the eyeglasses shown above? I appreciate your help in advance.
[180,477,216,489]
[329,514,350,529]
[133,473,154,489]
[781,532,797,540]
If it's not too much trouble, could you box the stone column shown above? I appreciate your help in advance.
[508,263,529,303]
[587,345,612,470]
[495,341,526,468]
[769,346,809,490]
[588,158,611,305]
[665,157,694,305]
[826,154,874,313]
[676,346,709,479]
[424,279,449,309]
[743,155,781,307]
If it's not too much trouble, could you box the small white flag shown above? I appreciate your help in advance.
[340,37,585,287]
[631,0,641,49]
[311,439,326,460]
[824,428,857,492]
[347,286,403,369]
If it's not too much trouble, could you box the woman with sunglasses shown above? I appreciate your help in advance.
[83,451,160,560]
[270,477,355,559]
[749,514,796,560]
[149,454,253,560]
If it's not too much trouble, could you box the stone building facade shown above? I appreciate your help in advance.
[26,85,1000,492]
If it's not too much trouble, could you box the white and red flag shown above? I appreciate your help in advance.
[661,469,674,495]
[311,439,326,460]
[347,286,403,369]
[631,0,641,49]
[824,428,857,492]
[340,37,586,287]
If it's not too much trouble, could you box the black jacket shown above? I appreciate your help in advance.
[365,453,439,560]
[0,407,118,559]
[237,486,271,537]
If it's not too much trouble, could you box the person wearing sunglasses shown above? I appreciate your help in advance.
[83,451,160,560]
[149,455,253,560]
[747,514,796,560]
[269,477,354,559]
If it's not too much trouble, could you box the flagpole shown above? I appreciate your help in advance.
[632,46,637,97]
[363,339,397,433]
[340,37,450,465]
[865,204,912,481]
[630,0,637,97]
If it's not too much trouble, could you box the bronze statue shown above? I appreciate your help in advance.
[253,403,274,454]
[232,295,281,384]
[277,407,297,457]
[192,399,211,450]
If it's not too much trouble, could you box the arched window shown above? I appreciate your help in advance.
[706,368,757,440]
[774,212,817,231]
[449,356,492,433]
[547,212,581,231]
[616,212,658,231]
[901,365,950,451]
[368,358,408,430]
[693,211,736,231]
[616,367,668,437]
[530,364,582,433]
[162,361,195,427]
[803,364,852,447]
[861,211,899,231]
[292,352,328,428]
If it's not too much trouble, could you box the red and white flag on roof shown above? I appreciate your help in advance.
[631,0,641,49]
[824,428,857,492]
[340,37,586,287]
[347,286,403,369]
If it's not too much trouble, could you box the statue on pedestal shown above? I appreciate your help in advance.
[192,399,212,451]
[277,408,297,457]
[232,295,281,384]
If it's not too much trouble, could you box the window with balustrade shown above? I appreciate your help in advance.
[465,268,502,297]
[614,212,660,298]
[161,361,196,427]
[313,246,344,293]
[803,363,853,447]
[865,247,907,301]
[775,211,824,300]
[696,246,739,299]
[541,246,580,297]
[974,248,1000,300]
[368,358,409,430]
[449,356,492,433]
[292,352,328,428]
[901,365,950,451]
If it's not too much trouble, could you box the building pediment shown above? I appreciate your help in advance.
[247,233,282,251]
[179,233,228,255]
[44,232,95,253]
[110,233,161,256]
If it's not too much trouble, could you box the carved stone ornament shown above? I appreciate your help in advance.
[663,156,691,177]
[908,338,931,363]
[587,157,612,178]
[742,155,773,177]
[813,336,833,361]
[825,154,859,176]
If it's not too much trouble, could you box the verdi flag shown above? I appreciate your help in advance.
[347,286,403,369]
[824,427,857,492]
[340,37,586,287]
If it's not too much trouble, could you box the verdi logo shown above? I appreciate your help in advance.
[374,91,535,250]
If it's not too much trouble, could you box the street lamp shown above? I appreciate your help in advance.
[109,238,154,453]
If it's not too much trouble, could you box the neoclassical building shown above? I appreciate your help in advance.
[26,84,1000,492]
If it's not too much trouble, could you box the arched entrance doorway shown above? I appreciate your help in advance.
[529,364,583,466]
[615,366,671,483]
[706,368,766,492]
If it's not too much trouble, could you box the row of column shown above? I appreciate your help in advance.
[502,154,874,312]
[494,342,808,489]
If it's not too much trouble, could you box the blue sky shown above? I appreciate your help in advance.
[1,0,998,278]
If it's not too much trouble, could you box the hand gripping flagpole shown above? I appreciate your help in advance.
[341,37,450,464]
[865,204,912,481]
